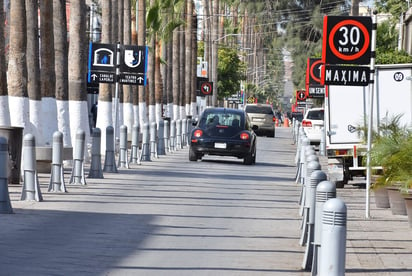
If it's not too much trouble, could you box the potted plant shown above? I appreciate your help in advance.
[366,115,411,214]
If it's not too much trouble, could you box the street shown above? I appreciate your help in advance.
[1,128,412,275]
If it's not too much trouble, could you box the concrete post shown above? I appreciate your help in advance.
[150,122,158,159]
[164,120,170,153]
[302,170,327,271]
[319,198,347,276]
[48,131,67,192]
[118,125,129,168]
[313,180,337,275]
[170,120,176,152]
[300,160,321,246]
[141,123,151,161]
[176,119,182,149]
[130,124,141,164]
[88,128,104,178]
[21,134,43,201]
[157,120,166,155]
[103,126,118,173]
[0,137,13,213]
[69,129,87,185]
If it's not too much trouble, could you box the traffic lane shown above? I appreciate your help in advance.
[110,128,305,275]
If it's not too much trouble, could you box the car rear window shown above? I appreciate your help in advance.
[200,112,243,128]
[306,110,324,120]
[245,105,273,115]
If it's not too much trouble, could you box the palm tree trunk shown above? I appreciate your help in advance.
[8,0,29,134]
[211,0,219,106]
[53,0,71,147]
[191,12,198,117]
[172,29,180,120]
[96,0,112,154]
[122,0,134,133]
[155,41,163,123]
[0,0,9,125]
[68,0,90,149]
[137,0,148,127]
[40,0,57,145]
[184,0,192,117]
[179,22,185,119]
[26,0,40,139]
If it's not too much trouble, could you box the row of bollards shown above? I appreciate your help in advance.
[0,118,193,212]
[294,122,347,276]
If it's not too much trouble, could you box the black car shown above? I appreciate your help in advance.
[189,107,257,165]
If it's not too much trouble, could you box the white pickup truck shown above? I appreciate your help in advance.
[325,63,412,187]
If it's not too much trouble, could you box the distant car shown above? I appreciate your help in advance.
[189,107,257,165]
[302,107,324,144]
[244,104,276,137]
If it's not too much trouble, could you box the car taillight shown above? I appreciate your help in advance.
[240,132,249,140]
[194,129,203,138]
[272,116,276,122]
[302,120,312,127]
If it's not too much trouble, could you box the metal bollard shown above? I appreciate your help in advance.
[21,134,43,201]
[320,127,326,156]
[0,137,13,213]
[69,129,87,185]
[130,124,141,164]
[299,147,317,214]
[141,123,151,161]
[164,120,170,153]
[176,119,182,149]
[157,120,166,155]
[302,170,327,271]
[181,118,187,147]
[88,128,104,178]
[103,126,118,173]
[319,198,347,276]
[150,122,158,159]
[313,180,337,275]
[118,125,129,168]
[300,160,321,246]
[48,131,67,192]
[170,120,176,152]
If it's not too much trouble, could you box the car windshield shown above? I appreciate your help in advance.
[245,105,273,115]
[306,110,324,120]
[199,111,243,129]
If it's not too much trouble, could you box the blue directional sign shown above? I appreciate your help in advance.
[87,42,148,86]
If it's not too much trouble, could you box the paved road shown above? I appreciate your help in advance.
[1,127,412,275]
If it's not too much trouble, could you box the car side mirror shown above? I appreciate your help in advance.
[192,118,198,126]
[252,125,259,131]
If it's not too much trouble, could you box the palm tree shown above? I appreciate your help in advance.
[147,0,156,124]
[8,0,29,134]
[53,0,71,147]
[137,0,147,127]
[40,0,57,145]
[184,0,193,117]
[122,0,134,133]
[96,0,112,154]
[68,0,90,149]
[26,0,42,143]
[0,0,10,126]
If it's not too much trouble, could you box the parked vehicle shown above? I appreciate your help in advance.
[325,64,412,188]
[244,103,276,137]
[189,107,257,165]
[302,107,324,145]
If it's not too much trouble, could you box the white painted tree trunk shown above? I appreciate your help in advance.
[96,100,112,155]
[123,101,134,134]
[173,104,180,120]
[9,96,31,136]
[155,103,162,123]
[133,104,139,128]
[185,103,191,117]
[139,101,148,128]
[166,103,173,119]
[29,99,43,145]
[0,96,11,126]
[56,100,72,147]
[42,97,58,145]
[148,104,155,124]
[191,102,198,118]
[69,100,91,160]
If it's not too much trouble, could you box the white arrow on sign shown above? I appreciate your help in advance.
[91,74,98,81]
[137,76,144,84]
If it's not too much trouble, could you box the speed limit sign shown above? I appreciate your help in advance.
[322,16,372,65]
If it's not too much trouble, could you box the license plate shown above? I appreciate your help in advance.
[214,143,227,149]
